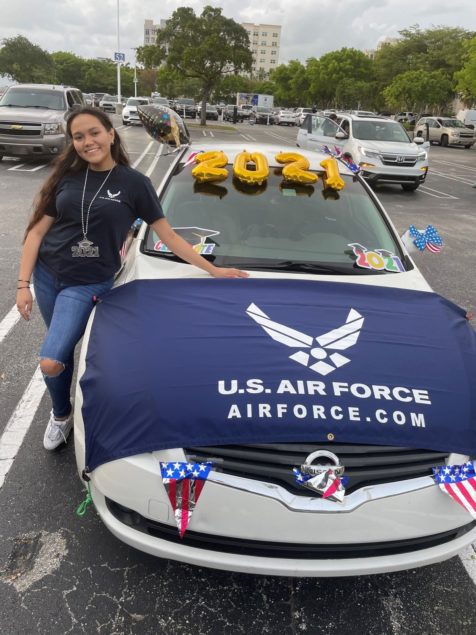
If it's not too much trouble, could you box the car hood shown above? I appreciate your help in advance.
[0,106,63,123]
[80,278,476,473]
[357,140,421,155]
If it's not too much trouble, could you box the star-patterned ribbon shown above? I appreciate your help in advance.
[322,145,361,174]
[293,467,347,502]
[408,224,443,253]
[432,462,476,518]
[160,461,213,537]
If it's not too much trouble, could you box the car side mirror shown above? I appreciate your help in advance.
[335,131,348,139]
[413,136,424,145]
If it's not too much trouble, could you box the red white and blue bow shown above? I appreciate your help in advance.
[432,462,476,518]
[293,467,347,502]
[160,461,212,537]
[409,224,443,253]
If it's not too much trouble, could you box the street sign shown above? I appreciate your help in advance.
[114,52,125,62]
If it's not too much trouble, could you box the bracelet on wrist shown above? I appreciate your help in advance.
[18,279,30,283]
[17,285,30,290]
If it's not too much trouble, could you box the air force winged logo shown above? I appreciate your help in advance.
[107,189,121,199]
[246,303,364,376]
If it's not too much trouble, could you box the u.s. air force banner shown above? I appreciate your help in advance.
[81,279,476,471]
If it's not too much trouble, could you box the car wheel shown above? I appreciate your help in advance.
[401,183,419,191]
[465,145,472,149]
[0,155,3,162]
[440,135,449,147]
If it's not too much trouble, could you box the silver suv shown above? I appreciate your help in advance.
[297,113,429,191]
[414,116,475,149]
[0,83,84,161]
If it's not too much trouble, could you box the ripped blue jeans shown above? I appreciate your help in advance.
[33,260,114,418]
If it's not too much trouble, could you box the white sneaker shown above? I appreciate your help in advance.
[43,410,73,450]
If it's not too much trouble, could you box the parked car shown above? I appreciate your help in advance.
[122,97,151,126]
[74,140,476,577]
[294,107,314,125]
[92,92,106,107]
[151,96,169,107]
[223,104,246,122]
[174,98,197,118]
[414,116,476,148]
[297,113,429,191]
[249,107,275,125]
[99,94,119,113]
[276,110,297,126]
[204,104,219,120]
[394,112,416,125]
[0,83,84,161]
[456,109,476,129]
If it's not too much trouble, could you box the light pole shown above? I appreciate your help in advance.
[131,48,138,98]
[116,0,121,103]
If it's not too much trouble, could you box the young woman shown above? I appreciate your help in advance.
[16,107,248,451]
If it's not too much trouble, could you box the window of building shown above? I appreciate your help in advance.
[271,50,277,55]
[261,50,266,54]
[273,33,279,37]
[271,60,276,64]
[253,31,259,36]
[145,29,150,35]
[260,58,266,63]
[272,42,277,47]
[262,32,268,36]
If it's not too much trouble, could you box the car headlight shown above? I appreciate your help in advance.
[417,150,427,161]
[44,123,63,135]
[358,146,380,159]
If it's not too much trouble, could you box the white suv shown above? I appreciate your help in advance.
[122,97,151,126]
[297,113,429,191]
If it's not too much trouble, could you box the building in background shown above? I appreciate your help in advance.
[143,18,281,78]
[143,19,168,45]
[241,23,281,77]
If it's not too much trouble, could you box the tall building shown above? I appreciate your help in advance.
[143,19,167,45]
[241,23,281,77]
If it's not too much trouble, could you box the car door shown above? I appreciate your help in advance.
[299,114,345,154]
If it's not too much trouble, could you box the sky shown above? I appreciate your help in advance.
[1,0,475,69]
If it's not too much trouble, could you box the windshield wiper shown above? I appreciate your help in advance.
[223,260,373,275]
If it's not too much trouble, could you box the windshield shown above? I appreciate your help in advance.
[352,120,410,143]
[439,118,468,128]
[126,98,149,106]
[144,161,406,274]
[0,87,66,110]
[177,99,194,105]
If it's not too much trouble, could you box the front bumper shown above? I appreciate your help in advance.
[0,134,65,158]
[360,164,428,186]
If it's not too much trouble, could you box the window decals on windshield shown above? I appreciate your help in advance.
[348,243,405,273]
[154,227,219,255]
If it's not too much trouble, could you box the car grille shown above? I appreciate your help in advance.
[458,133,474,139]
[0,121,42,137]
[184,443,448,495]
[106,498,476,559]
[381,154,417,166]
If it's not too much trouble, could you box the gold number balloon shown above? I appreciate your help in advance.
[275,152,318,184]
[320,157,345,190]
[192,150,229,183]
[233,151,269,185]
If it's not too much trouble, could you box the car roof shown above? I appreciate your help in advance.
[182,142,355,176]
[6,83,78,91]
[338,113,399,122]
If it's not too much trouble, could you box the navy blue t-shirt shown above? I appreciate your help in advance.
[39,165,164,284]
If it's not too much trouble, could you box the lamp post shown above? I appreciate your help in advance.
[116,0,122,103]
[131,48,138,98]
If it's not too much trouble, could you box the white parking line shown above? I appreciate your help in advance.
[432,159,476,173]
[429,170,475,185]
[145,144,165,177]
[263,130,292,143]
[240,134,256,141]
[209,130,215,138]
[0,288,36,344]
[0,366,46,489]
[8,163,47,172]
[418,185,459,199]
[132,141,154,168]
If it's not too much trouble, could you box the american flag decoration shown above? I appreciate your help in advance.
[160,461,213,537]
[293,467,347,503]
[432,462,476,518]
[322,145,361,174]
[409,224,443,253]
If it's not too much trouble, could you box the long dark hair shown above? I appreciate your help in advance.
[24,107,130,239]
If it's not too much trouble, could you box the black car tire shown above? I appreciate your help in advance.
[465,145,472,149]
[0,155,3,162]
[401,183,419,191]
[440,135,449,147]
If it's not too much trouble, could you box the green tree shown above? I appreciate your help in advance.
[383,69,453,112]
[214,74,253,103]
[0,35,55,83]
[155,6,252,124]
[455,37,476,104]
[136,44,164,69]
[51,52,88,90]
[270,60,309,107]
[307,48,374,108]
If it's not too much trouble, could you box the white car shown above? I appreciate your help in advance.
[122,97,151,125]
[294,107,314,125]
[276,110,297,126]
[74,142,476,577]
[297,113,429,191]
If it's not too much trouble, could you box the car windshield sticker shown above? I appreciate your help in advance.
[154,226,219,255]
[281,188,297,197]
[348,243,405,273]
[81,279,476,472]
